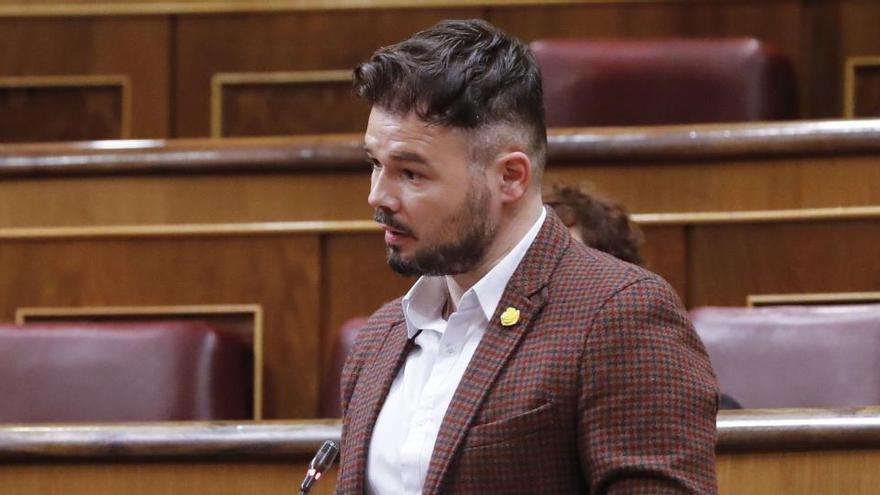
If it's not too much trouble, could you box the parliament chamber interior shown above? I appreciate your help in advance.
[1,0,880,493]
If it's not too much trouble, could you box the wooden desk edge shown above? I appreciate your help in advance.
[3,119,880,177]
[3,408,880,459]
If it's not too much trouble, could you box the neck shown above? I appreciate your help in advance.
[445,196,543,311]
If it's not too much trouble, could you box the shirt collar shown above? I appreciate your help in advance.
[401,207,547,338]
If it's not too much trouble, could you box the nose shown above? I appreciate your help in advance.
[368,168,400,212]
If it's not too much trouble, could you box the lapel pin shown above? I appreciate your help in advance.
[500,307,520,327]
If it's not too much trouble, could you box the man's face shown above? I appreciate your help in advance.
[365,107,499,276]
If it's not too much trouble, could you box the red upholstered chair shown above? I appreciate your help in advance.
[0,321,251,422]
[689,304,880,409]
[319,316,368,418]
[530,38,798,127]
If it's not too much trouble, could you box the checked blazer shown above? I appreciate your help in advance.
[337,211,719,494]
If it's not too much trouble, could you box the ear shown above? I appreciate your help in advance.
[492,151,532,203]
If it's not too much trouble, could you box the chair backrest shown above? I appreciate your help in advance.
[0,321,251,422]
[689,304,880,409]
[319,316,368,418]
[530,38,798,127]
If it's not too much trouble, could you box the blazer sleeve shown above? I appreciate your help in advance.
[578,275,719,494]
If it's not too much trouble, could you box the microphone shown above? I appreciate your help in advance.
[299,440,339,495]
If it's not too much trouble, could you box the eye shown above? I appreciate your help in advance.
[402,169,420,181]
[367,158,382,171]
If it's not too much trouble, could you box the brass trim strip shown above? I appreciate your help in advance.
[747,292,880,307]
[2,206,880,240]
[843,56,880,119]
[0,0,663,18]
[16,303,265,420]
[210,70,353,138]
[0,74,132,139]
[633,206,880,226]
[0,220,379,240]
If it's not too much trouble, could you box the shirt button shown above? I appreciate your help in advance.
[444,344,457,355]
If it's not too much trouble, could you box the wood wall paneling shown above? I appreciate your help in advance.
[0,172,372,228]
[320,232,413,382]
[717,450,880,495]
[544,153,880,214]
[212,70,369,137]
[0,233,321,419]
[174,8,484,137]
[0,76,129,143]
[845,58,880,118]
[686,218,880,307]
[639,225,687,305]
[0,17,169,138]
[0,2,877,139]
[0,462,336,495]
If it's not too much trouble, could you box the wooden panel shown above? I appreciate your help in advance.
[0,75,128,143]
[0,462,335,495]
[0,232,320,419]
[174,8,483,137]
[0,16,169,139]
[718,450,880,495]
[0,0,587,16]
[213,70,369,137]
[320,233,413,378]
[0,172,372,228]
[845,58,880,118]
[687,218,880,307]
[639,225,687,305]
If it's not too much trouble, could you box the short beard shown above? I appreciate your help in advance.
[378,182,496,277]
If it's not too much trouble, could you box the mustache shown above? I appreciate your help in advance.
[373,209,414,236]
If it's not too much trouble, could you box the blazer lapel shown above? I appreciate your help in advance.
[345,318,409,494]
[421,209,570,494]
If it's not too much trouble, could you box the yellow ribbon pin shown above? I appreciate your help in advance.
[500,307,520,327]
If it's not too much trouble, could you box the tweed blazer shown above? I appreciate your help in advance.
[337,211,718,494]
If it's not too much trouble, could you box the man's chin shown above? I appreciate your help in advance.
[386,250,422,277]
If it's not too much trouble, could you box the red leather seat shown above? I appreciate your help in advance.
[319,317,368,418]
[530,38,798,127]
[0,321,251,422]
[690,304,880,409]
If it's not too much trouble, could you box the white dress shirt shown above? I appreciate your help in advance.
[366,207,547,495]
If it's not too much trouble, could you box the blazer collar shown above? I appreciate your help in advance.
[422,209,572,494]
[346,317,408,494]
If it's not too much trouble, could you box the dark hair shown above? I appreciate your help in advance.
[545,184,645,266]
[353,19,547,167]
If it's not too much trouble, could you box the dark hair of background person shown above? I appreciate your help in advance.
[352,18,547,170]
[544,183,645,266]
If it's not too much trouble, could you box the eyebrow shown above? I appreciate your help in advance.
[389,151,428,164]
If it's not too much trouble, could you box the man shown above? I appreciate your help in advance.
[338,19,718,494]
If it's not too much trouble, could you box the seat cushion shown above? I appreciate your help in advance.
[690,305,880,409]
[531,38,798,127]
[0,321,251,422]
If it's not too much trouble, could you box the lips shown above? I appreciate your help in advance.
[383,226,412,246]
[374,209,414,246]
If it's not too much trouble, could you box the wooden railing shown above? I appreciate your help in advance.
[3,120,880,228]
[2,408,880,494]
